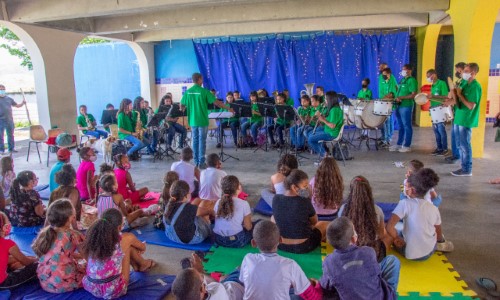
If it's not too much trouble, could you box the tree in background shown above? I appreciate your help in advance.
[0,26,110,70]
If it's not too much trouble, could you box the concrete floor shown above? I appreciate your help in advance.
[12,125,500,299]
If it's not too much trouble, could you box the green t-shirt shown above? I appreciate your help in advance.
[275,105,292,126]
[286,97,295,107]
[180,84,216,127]
[454,79,482,128]
[309,106,320,126]
[298,106,311,117]
[430,79,449,108]
[357,89,373,100]
[378,74,397,98]
[324,106,344,138]
[117,112,135,139]
[76,114,96,133]
[250,103,263,124]
[396,76,418,107]
[140,109,148,128]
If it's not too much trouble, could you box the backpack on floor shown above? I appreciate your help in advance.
[332,142,353,161]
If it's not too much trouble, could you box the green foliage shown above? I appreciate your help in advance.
[0,26,33,70]
[14,120,32,128]
[80,37,111,45]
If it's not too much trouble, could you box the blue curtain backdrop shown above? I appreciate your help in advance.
[193,31,409,106]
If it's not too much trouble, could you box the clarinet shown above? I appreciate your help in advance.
[312,103,327,134]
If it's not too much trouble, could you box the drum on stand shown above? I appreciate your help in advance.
[430,105,454,124]
[354,101,387,129]
[373,100,393,116]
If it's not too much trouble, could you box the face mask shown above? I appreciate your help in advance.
[382,75,388,80]
[400,70,407,77]
[0,90,5,97]
[462,72,472,81]
[455,71,461,79]
[297,187,310,199]
[426,77,433,83]
[362,84,368,88]
[89,155,97,162]
[122,163,131,170]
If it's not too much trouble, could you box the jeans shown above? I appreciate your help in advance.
[84,129,108,139]
[124,135,146,156]
[215,230,252,248]
[303,125,320,140]
[432,122,448,151]
[267,124,288,145]
[221,269,243,286]
[308,132,333,157]
[0,119,15,152]
[240,120,262,142]
[379,255,401,292]
[454,125,472,173]
[144,129,158,150]
[167,122,187,147]
[451,124,461,159]
[395,106,413,147]
[191,126,208,166]
[382,115,394,143]
[290,125,306,148]
[219,120,239,145]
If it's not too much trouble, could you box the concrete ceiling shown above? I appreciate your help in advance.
[1,0,451,42]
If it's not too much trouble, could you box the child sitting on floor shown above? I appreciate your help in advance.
[49,148,71,192]
[320,217,400,299]
[0,156,15,200]
[0,211,38,290]
[82,208,156,299]
[387,168,454,261]
[97,174,150,229]
[261,154,298,207]
[310,157,343,217]
[96,163,114,194]
[113,154,149,203]
[239,220,321,299]
[338,176,390,262]
[8,171,45,227]
[163,180,213,245]
[76,147,98,202]
[401,160,442,207]
[198,153,227,210]
[171,147,200,198]
[154,171,179,230]
[49,164,81,230]
[214,175,253,248]
[32,199,86,293]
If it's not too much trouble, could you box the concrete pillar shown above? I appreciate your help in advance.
[127,42,157,108]
[0,21,85,136]
[415,24,442,128]
[448,0,500,157]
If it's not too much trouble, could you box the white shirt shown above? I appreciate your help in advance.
[206,281,244,300]
[239,253,311,300]
[274,181,286,194]
[393,197,441,259]
[171,160,196,193]
[199,167,227,201]
[213,197,251,236]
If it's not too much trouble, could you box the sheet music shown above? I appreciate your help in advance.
[209,112,234,119]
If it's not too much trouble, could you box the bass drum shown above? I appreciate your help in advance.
[343,99,358,126]
[354,101,387,129]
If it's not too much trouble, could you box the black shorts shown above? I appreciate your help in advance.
[0,262,38,290]
[278,227,322,254]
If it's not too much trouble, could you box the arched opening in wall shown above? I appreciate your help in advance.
[73,37,142,131]
[0,23,43,143]
[435,25,455,83]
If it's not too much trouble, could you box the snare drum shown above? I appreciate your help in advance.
[373,100,393,116]
[430,105,454,124]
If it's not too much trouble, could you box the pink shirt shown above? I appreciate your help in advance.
[309,177,338,216]
[114,168,130,200]
[76,160,95,200]
[0,237,15,284]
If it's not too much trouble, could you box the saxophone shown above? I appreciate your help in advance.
[85,114,95,131]
[134,110,144,140]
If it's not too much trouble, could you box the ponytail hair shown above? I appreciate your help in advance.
[99,174,116,193]
[32,199,74,256]
[216,175,240,219]
[162,171,179,203]
[76,146,92,159]
[10,171,36,205]
[164,180,190,220]
[82,209,120,261]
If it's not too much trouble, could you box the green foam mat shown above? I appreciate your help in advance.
[203,244,323,279]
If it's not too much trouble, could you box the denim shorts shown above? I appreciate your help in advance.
[165,216,211,244]
[215,230,252,248]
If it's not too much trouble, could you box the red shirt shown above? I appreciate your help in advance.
[0,237,15,284]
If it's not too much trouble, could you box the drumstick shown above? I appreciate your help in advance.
[20,88,32,126]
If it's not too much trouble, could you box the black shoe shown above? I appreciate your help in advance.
[445,156,459,164]
[430,149,440,156]
[436,149,449,157]
[216,143,222,148]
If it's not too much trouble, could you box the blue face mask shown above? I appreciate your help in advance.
[0,90,6,96]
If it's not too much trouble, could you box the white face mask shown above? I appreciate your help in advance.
[400,70,407,77]
[462,72,472,80]
[426,77,433,83]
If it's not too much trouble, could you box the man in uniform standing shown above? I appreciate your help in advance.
[0,84,26,154]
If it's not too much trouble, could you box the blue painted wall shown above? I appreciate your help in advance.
[490,23,500,69]
[73,42,140,120]
[155,40,199,83]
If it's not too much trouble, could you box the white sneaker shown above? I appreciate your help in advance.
[143,204,160,216]
[388,145,401,152]
[398,146,411,153]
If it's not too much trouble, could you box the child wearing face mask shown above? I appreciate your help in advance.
[163,180,213,244]
[113,154,149,204]
[272,169,329,254]
[76,147,98,202]
[357,78,373,100]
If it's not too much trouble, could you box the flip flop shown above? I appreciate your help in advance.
[476,278,500,297]
[140,259,156,272]
[489,179,500,184]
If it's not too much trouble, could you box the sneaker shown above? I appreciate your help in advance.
[389,145,401,152]
[445,156,459,164]
[216,143,222,148]
[437,239,454,252]
[430,149,440,156]
[8,149,18,153]
[436,149,449,157]
[379,142,390,149]
[314,157,325,166]
[398,146,411,153]
[451,169,472,177]
[198,163,208,170]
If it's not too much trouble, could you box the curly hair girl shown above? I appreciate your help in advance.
[82,211,120,261]
[216,175,240,219]
[277,154,298,176]
[313,157,343,210]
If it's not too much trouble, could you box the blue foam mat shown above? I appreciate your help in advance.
[11,226,42,235]
[0,290,11,300]
[6,233,36,256]
[376,202,397,223]
[8,272,175,300]
[33,184,49,192]
[254,198,337,221]
[132,223,212,252]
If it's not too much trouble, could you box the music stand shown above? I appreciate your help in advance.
[274,105,295,154]
[100,109,118,127]
[157,105,171,113]
[209,111,239,162]
[254,102,276,153]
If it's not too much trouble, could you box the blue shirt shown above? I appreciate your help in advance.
[320,245,396,300]
[49,161,65,192]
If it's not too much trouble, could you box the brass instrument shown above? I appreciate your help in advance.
[134,110,144,140]
[300,83,315,97]
[85,114,95,131]
[312,102,327,134]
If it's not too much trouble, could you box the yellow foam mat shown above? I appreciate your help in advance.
[320,243,477,298]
